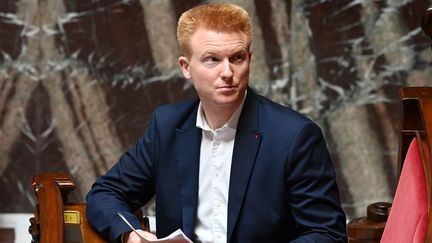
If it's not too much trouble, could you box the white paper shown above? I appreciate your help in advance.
[146,229,193,243]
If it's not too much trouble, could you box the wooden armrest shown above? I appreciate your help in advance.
[29,172,150,243]
[347,202,391,242]
[31,173,72,243]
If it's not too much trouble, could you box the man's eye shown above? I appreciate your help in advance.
[204,57,218,63]
[203,57,219,66]
[232,54,245,63]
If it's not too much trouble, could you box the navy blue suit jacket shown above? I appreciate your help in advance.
[86,88,347,242]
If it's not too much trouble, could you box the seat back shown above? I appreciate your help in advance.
[380,87,432,243]
[380,137,428,243]
[29,173,149,243]
[347,87,432,243]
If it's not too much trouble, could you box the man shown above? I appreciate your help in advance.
[86,3,347,243]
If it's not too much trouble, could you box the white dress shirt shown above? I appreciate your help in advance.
[194,97,245,243]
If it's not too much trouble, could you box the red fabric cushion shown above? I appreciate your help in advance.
[381,138,428,243]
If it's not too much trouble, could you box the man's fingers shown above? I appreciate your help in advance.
[125,229,158,242]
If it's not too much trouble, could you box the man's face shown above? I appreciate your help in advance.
[178,27,251,111]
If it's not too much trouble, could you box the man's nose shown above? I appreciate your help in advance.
[221,59,234,80]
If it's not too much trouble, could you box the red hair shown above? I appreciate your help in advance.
[177,3,252,57]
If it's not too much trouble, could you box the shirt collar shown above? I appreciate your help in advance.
[196,91,247,131]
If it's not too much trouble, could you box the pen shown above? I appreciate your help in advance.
[117,212,148,242]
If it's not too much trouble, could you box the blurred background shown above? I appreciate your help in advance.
[0,0,432,241]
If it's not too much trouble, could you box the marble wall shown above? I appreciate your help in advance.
[1,0,432,222]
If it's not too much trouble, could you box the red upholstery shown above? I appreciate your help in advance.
[380,138,428,243]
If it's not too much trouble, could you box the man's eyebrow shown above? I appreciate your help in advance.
[200,47,248,57]
[230,50,248,56]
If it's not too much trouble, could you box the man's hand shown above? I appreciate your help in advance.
[124,229,158,243]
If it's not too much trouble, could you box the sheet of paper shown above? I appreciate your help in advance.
[145,229,193,243]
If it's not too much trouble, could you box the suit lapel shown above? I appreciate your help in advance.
[227,90,262,241]
[175,106,201,239]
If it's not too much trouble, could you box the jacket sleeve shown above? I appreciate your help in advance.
[86,113,158,242]
[286,121,347,243]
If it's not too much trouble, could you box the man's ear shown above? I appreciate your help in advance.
[178,56,191,79]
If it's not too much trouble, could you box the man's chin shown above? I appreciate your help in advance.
[213,95,243,107]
